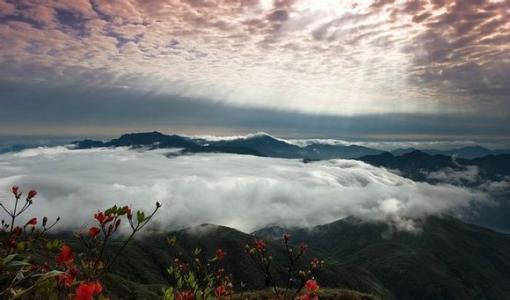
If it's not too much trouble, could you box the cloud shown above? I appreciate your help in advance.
[1,80,509,140]
[426,165,481,185]
[0,0,508,121]
[0,147,488,233]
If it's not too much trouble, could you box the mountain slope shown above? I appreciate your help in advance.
[254,217,510,300]
[71,132,391,159]
[391,146,510,159]
[358,150,510,182]
[55,217,510,299]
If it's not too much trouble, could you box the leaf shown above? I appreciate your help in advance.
[119,206,129,215]
[163,287,175,300]
[36,270,64,280]
[3,254,17,264]
[167,236,177,246]
[8,260,31,267]
[12,286,34,299]
[16,241,26,251]
[136,211,145,223]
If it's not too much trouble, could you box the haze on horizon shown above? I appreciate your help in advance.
[0,0,509,140]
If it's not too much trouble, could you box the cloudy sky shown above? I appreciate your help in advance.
[0,0,509,139]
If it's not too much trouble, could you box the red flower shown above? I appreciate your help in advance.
[25,217,37,226]
[305,279,319,293]
[215,285,228,297]
[216,248,225,261]
[57,244,74,265]
[88,226,100,238]
[255,239,266,251]
[27,190,37,200]
[94,212,106,224]
[75,281,102,300]
[176,290,194,300]
[11,186,20,197]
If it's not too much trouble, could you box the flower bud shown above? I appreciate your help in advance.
[11,186,20,197]
[27,190,37,200]
[25,217,37,226]
[284,233,290,242]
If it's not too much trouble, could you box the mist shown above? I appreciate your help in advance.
[0,147,488,233]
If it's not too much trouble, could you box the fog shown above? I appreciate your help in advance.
[0,147,487,233]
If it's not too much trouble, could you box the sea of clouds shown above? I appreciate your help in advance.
[0,147,488,233]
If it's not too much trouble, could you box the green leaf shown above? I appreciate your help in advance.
[16,241,26,251]
[12,286,34,299]
[119,206,129,215]
[36,270,64,280]
[3,254,17,264]
[136,211,145,223]
[163,287,175,300]
[8,260,31,267]
[167,236,177,246]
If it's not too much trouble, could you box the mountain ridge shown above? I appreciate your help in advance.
[58,216,510,299]
[71,131,510,160]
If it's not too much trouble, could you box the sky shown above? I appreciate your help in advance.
[0,0,509,140]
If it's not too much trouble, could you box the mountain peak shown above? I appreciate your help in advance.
[243,132,279,141]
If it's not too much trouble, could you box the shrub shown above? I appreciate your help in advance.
[0,186,160,299]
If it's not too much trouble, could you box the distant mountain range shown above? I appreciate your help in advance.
[358,150,510,182]
[390,145,510,159]
[71,132,510,233]
[72,131,510,160]
[60,217,510,299]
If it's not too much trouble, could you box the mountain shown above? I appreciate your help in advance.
[55,217,510,299]
[425,146,494,159]
[300,144,384,160]
[359,151,457,181]
[358,150,510,182]
[58,224,385,299]
[254,217,510,300]
[391,146,510,159]
[390,147,419,156]
[72,132,385,159]
[0,143,30,154]
[73,132,197,149]
[72,132,510,161]
[208,133,303,158]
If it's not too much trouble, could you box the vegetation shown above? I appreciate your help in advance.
[0,186,160,299]
[0,186,332,299]
[3,185,510,299]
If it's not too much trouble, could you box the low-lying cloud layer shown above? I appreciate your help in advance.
[0,147,487,232]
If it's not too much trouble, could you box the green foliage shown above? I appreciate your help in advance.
[163,238,232,300]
